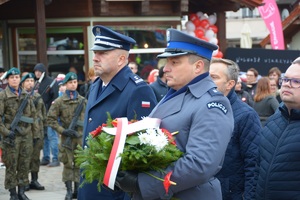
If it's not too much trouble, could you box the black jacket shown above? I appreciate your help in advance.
[256,104,300,199]
[33,63,58,111]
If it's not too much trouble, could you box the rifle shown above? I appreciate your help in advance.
[33,78,56,106]
[62,97,85,150]
[0,71,7,81]
[4,72,45,147]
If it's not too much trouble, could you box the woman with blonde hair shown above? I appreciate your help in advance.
[253,77,279,126]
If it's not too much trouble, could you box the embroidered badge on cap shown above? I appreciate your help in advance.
[141,101,150,108]
[96,27,101,35]
[207,101,228,114]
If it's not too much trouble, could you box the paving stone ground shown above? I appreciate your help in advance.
[0,161,67,200]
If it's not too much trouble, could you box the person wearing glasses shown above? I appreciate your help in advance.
[244,68,259,99]
[256,57,300,200]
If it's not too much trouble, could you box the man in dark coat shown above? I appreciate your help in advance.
[256,57,300,200]
[33,63,60,167]
[210,58,261,200]
[77,25,157,200]
[149,67,168,102]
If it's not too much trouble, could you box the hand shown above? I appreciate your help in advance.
[62,129,78,137]
[115,171,139,193]
[44,127,48,137]
[8,131,16,140]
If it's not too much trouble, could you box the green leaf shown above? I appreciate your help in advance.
[125,135,140,145]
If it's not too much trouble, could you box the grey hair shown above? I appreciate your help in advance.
[211,58,240,83]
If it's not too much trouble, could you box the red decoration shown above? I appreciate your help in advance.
[163,171,176,194]
[199,19,210,29]
[208,25,218,33]
[192,18,202,27]
[194,29,205,38]
[189,13,198,22]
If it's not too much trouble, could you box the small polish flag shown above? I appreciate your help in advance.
[141,101,150,108]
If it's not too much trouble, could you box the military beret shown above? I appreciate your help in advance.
[5,67,20,79]
[91,25,136,51]
[62,72,77,84]
[157,28,218,60]
[20,72,35,84]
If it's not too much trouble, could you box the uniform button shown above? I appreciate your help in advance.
[88,117,92,123]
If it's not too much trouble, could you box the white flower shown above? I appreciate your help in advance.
[138,128,168,152]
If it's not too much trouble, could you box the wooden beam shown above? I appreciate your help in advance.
[35,0,48,69]
[181,0,189,14]
[100,0,109,15]
[216,11,227,53]
[141,0,149,14]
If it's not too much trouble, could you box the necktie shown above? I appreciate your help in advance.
[15,90,19,96]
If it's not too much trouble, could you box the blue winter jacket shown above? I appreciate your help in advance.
[216,90,261,200]
[256,104,300,200]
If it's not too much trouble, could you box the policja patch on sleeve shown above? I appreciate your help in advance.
[207,101,228,114]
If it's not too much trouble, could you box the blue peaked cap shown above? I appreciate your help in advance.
[91,25,136,51]
[157,28,218,60]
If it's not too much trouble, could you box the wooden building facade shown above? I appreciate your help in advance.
[0,0,262,78]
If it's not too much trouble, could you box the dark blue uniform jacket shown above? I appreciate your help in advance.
[78,66,157,200]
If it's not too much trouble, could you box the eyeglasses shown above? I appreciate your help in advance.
[279,77,300,88]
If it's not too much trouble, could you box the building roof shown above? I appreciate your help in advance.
[260,4,300,47]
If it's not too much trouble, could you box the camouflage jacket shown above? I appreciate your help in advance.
[32,92,47,139]
[47,92,86,136]
[0,86,38,138]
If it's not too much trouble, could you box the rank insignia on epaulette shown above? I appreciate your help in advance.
[134,76,143,84]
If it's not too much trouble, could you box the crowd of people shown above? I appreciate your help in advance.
[0,24,299,200]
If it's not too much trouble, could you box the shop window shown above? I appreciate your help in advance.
[18,27,85,78]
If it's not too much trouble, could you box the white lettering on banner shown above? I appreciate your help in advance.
[235,57,293,65]
[207,102,228,114]
[270,21,278,47]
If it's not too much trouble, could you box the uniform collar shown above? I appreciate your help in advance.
[65,90,78,100]
[161,72,210,104]
[8,85,21,96]
[99,66,131,91]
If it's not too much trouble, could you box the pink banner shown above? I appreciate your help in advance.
[258,0,285,50]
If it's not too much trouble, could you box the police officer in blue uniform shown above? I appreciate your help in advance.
[77,25,157,200]
[115,29,234,199]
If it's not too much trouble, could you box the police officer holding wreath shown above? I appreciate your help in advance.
[47,72,86,200]
[21,73,47,191]
[114,29,234,199]
[77,25,157,200]
[0,68,38,200]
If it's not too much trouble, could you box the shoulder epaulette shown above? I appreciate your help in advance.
[129,74,144,85]
[208,88,223,97]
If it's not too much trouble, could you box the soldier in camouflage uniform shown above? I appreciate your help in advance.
[47,72,86,200]
[21,73,46,191]
[0,68,38,200]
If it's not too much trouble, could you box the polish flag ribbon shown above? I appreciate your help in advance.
[102,117,161,190]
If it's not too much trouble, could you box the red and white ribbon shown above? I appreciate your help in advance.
[102,117,161,190]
